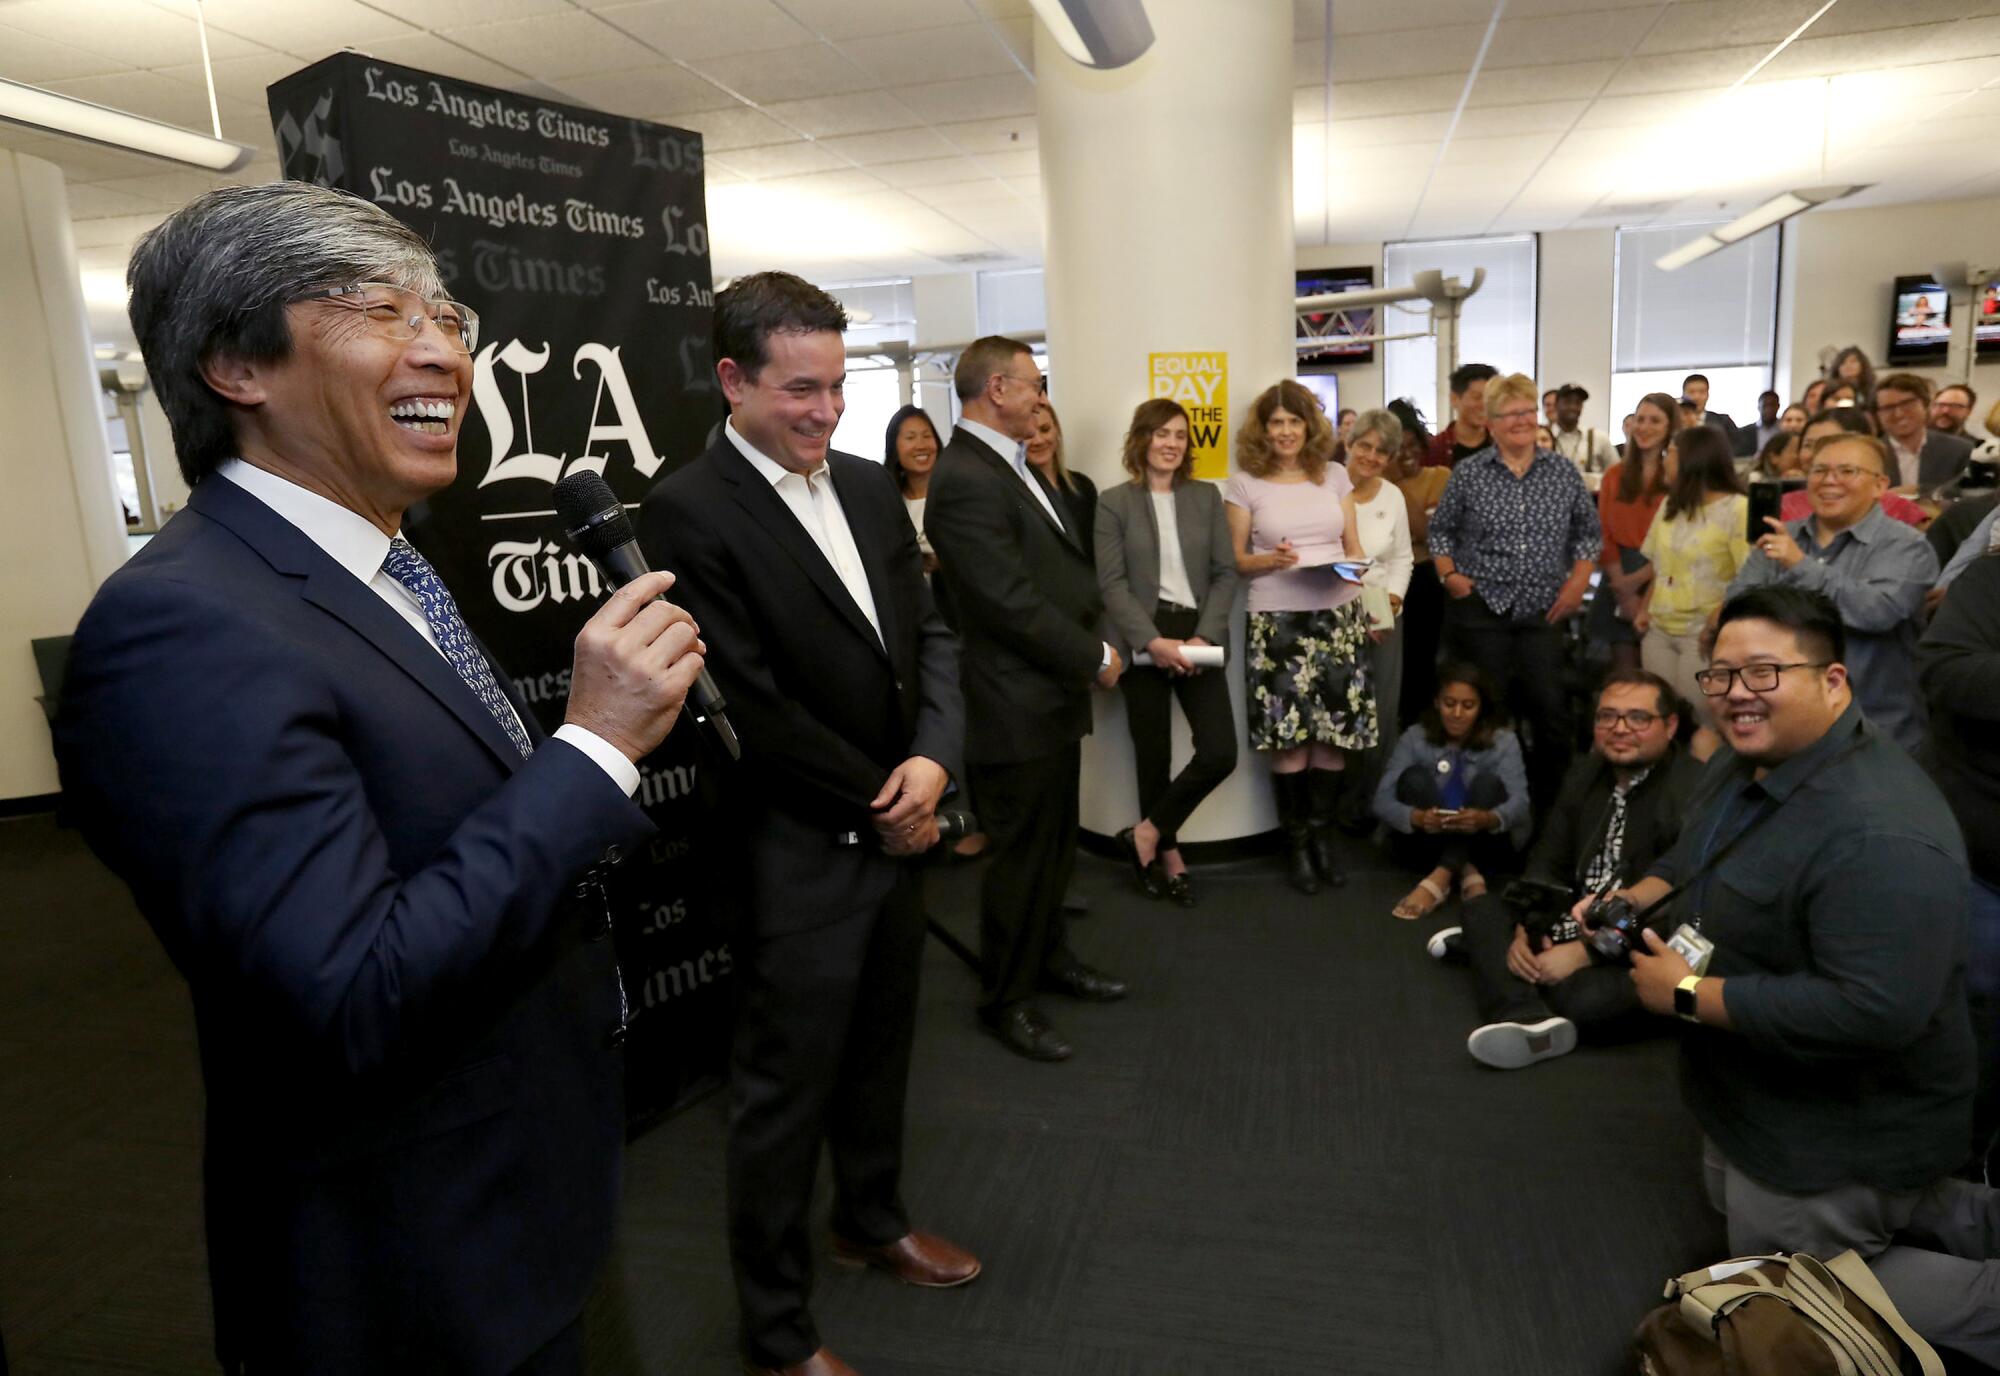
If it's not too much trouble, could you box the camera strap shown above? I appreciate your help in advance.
[1631,729,1868,932]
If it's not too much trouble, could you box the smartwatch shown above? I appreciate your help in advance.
[1674,975,1704,1024]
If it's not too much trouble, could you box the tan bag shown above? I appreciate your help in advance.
[1634,1250,1946,1376]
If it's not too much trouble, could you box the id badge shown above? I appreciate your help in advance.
[1667,923,1714,975]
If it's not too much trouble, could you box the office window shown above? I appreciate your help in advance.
[1383,235,1538,424]
[824,279,915,462]
[1611,224,1779,434]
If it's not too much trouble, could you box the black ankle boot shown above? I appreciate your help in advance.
[1305,768,1349,888]
[1273,772,1320,895]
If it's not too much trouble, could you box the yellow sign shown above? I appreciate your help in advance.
[1148,352,1228,481]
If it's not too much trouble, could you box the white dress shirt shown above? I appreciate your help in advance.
[959,417,1065,532]
[1352,480,1414,600]
[1150,489,1198,609]
[725,419,883,645]
[216,458,640,795]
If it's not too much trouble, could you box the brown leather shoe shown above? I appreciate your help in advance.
[830,1229,982,1288]
[743,1346,859,1376]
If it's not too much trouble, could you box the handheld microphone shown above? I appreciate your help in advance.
[551,470,741,762]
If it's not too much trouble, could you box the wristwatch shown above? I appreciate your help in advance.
[1674,975,1704,1024]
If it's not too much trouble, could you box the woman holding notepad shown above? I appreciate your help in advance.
[1096,399,1242,906]
[1223,379,1378,895]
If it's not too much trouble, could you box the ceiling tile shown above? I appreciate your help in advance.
[549,64,732,119]
[819,126,958,165]
[372,0,575,27]
[154,51,318,107]
[668,103,795,151]
[684,42,873,104]
[1454,99,1591,134]
[1485,8,1662,68]
[759,90,923,138]
[590,0,815,61]
[836,22,1022,84]
[58,180,154,217]
[1466,61,1621,106]
[40,69,218,128]
[0,0,268,67]
[1570,89,1714,130]
[1330,0,1509,36]
[1333,24,1488,82]
[439,12,656,81]
[1759,19,2000,84]
[775,0,985,41]
[335,33,540,91]
[753,167,890,198]
[1328,110,1452,148]
[708,139,844,179]
[187,0,418,57]
[1812,0,2000,39]
[932,115,1037,155]
[1577,47,1743,95]
[874,156,1001,190]
[0,24,126,83]
[887,71,1034,122]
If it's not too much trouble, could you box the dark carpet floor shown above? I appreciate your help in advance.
[1,809,1735,1375]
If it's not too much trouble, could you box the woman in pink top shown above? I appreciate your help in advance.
[1223,379,1373,894]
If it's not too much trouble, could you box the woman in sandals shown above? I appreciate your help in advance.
[1372,664,1530,920]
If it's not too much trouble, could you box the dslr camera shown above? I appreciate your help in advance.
[1584,891,1648,963]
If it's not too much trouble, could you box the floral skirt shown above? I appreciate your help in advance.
[1246,603,1379,752]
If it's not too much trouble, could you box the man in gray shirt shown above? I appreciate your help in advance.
[1599,586,1997,1365]
[1727,432,1936,754]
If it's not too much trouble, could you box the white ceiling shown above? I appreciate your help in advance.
[3,0,2000,298]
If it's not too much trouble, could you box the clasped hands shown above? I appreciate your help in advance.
[871,756,951,858]
[1144,634,1212,676]
[1409,806,1498,834]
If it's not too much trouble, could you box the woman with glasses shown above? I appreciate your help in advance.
[1633,427,1748,710]
[1428,373,1600,810]
[1224,379,1374,893]
[1592,393,1678,671]
[1341,408,1415,826]
[1373,665,1528,920]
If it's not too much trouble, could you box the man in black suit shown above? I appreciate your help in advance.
[925,335,1128,1063]
[640,273,976,1376]
[55,182,705,1374]
[1682,372,1742,453]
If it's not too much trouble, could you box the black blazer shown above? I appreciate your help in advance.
[640,438,962,933]
[1056,469,1099,564]
[55,476,652,1374]
[925,425,1105,765]
[1094,477,1239,657]
[1525,742,1706,892]
[1913,429,1976,490]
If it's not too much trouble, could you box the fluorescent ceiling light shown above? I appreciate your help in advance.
[0,77,253,173]
[1654,185,1866,270]
[1026,0,1156,70]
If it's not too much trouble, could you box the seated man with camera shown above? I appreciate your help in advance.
[1435,670,1704,1070]
[1599,586,1999,1366]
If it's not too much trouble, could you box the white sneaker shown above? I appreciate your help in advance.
[1426,926,1464,962]
[1467,1017,1577,1070]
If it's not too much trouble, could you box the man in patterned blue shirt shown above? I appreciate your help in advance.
[1427,372,1601,807]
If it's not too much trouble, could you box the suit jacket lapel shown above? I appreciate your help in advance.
[189,478,530,773]
[712,444,888,659]
[956,428,1082,554]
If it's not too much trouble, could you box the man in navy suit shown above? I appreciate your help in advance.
[640,273,975,1376]
[54,182,707,1375]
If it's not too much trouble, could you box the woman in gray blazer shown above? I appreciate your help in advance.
[1096,398,1242,905]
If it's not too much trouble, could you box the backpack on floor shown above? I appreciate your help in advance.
[1634,1250,1946,1376]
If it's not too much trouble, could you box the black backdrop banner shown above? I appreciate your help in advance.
[267,53,733,1130]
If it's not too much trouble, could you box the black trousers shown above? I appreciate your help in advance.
[970,742,1081,1011]
[1399,560,1446,728]
[1387,763,1517,876]
[728,871,925,1367]
[1459,893,1646,1031]
[1444,591,1572,809]
[1121,604,1238,850]
[508,1315,583,1376]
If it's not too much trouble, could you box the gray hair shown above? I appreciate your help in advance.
[127,181,444,486]
[1348,407,1403,455]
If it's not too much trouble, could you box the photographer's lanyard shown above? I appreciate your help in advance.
[1639,726,1867,933]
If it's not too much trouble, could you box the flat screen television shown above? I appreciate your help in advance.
[1975,279,2000,357]
[1297,266,1374,372]
[1886,274,1950,363]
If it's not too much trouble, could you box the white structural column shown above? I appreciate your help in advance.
[0,150,127,800]
[1036,0,1295,842]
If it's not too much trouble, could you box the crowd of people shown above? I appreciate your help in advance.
[46,174,2000,1374]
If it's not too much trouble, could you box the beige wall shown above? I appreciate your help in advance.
[0,150,125,801]
[1783,195,2000,414]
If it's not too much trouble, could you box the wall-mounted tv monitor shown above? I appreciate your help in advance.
[1886,274,1950,364]
[1975,280,2000,357]
[1297,266,1374,372]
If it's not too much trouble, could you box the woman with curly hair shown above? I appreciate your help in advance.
[1222,378,1374,894]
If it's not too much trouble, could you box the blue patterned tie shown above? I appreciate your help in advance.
[382,536,534,760]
